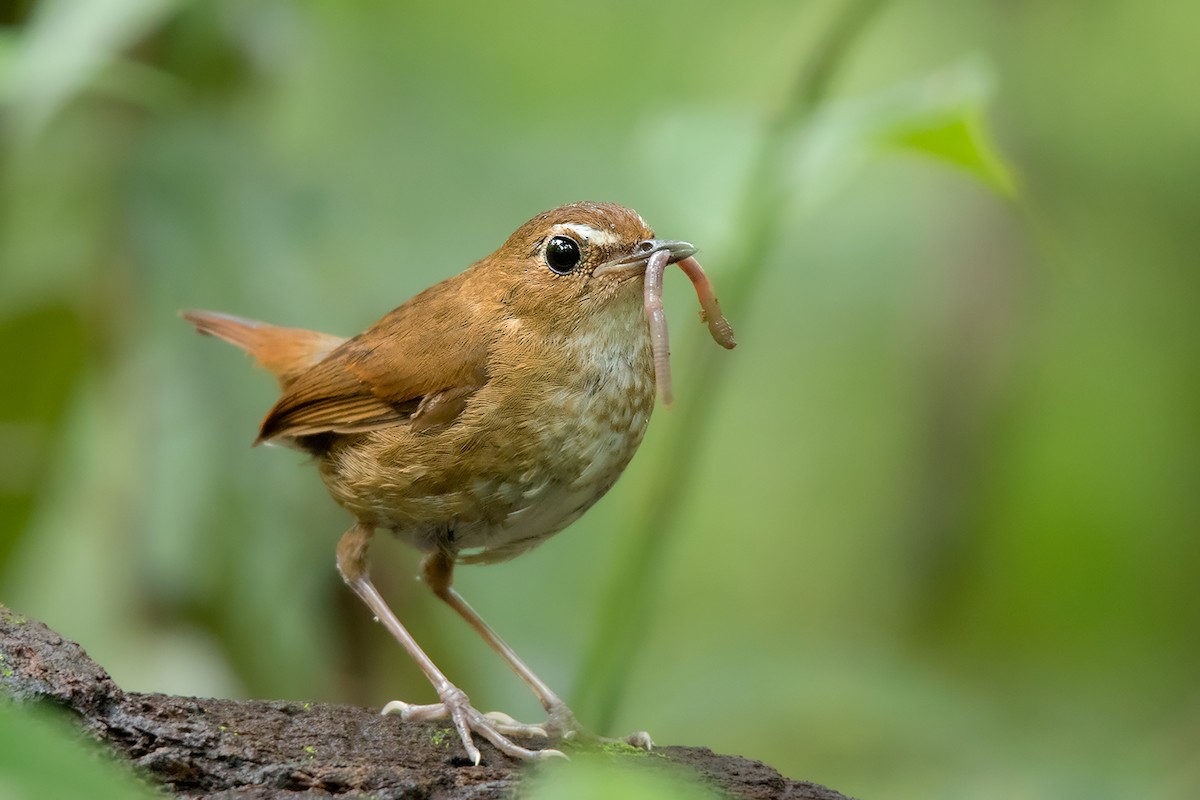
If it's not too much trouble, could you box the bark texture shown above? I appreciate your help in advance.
[0,606,851,800]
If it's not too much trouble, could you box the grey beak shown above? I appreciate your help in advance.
[594,239,698,276]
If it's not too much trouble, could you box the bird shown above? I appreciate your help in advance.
[182,201,735,764]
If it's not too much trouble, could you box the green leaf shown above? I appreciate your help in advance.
[523,755,722,800]
[0,703,159,800]
[795,56,1019,205]
[879,101,1017,198]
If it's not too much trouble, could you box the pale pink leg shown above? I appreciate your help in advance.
[422,552,653,751]
[336,525,566,764]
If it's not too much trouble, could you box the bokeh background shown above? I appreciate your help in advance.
[2,1,1198,798]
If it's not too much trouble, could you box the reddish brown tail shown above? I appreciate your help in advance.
[181,310,346,389]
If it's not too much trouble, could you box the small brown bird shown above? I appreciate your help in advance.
[183,201,735,764]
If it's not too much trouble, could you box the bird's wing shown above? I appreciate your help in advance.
[257,279,490,443]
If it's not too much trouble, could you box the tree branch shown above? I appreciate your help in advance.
[0,606,851,800]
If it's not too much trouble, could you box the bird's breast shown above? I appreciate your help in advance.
[451,301,656,561]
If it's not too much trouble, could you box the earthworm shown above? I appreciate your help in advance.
[678,256,737,350]
[643,252,737,406]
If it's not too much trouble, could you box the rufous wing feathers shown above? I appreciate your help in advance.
[185,276,493,445]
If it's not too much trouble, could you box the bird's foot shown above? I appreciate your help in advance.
[539,703,654,751]
[382,688,567,764]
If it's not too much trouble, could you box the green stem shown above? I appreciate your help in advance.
[572,0,891,733]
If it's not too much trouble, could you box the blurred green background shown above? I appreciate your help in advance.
[1,1,1197,798]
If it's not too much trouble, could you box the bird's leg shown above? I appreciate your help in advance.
[335,524,564,764]
[420,552,576,736]
[420,551,653,750]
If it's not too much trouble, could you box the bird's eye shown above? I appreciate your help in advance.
[545,235,582,274]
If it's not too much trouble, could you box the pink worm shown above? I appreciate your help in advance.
[643,253,737,406]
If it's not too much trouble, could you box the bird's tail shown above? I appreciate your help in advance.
[181,309,346,389]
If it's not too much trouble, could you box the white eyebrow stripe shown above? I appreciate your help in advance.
[561,223,620,246]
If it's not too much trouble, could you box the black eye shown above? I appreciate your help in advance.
[545,235,582,274]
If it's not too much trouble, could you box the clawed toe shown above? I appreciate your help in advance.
[538,703,653,752]
[483,710,549,738]
[381,699,448,722]
[624,730,654,750]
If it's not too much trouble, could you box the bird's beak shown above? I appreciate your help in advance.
[593,239,698,277]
